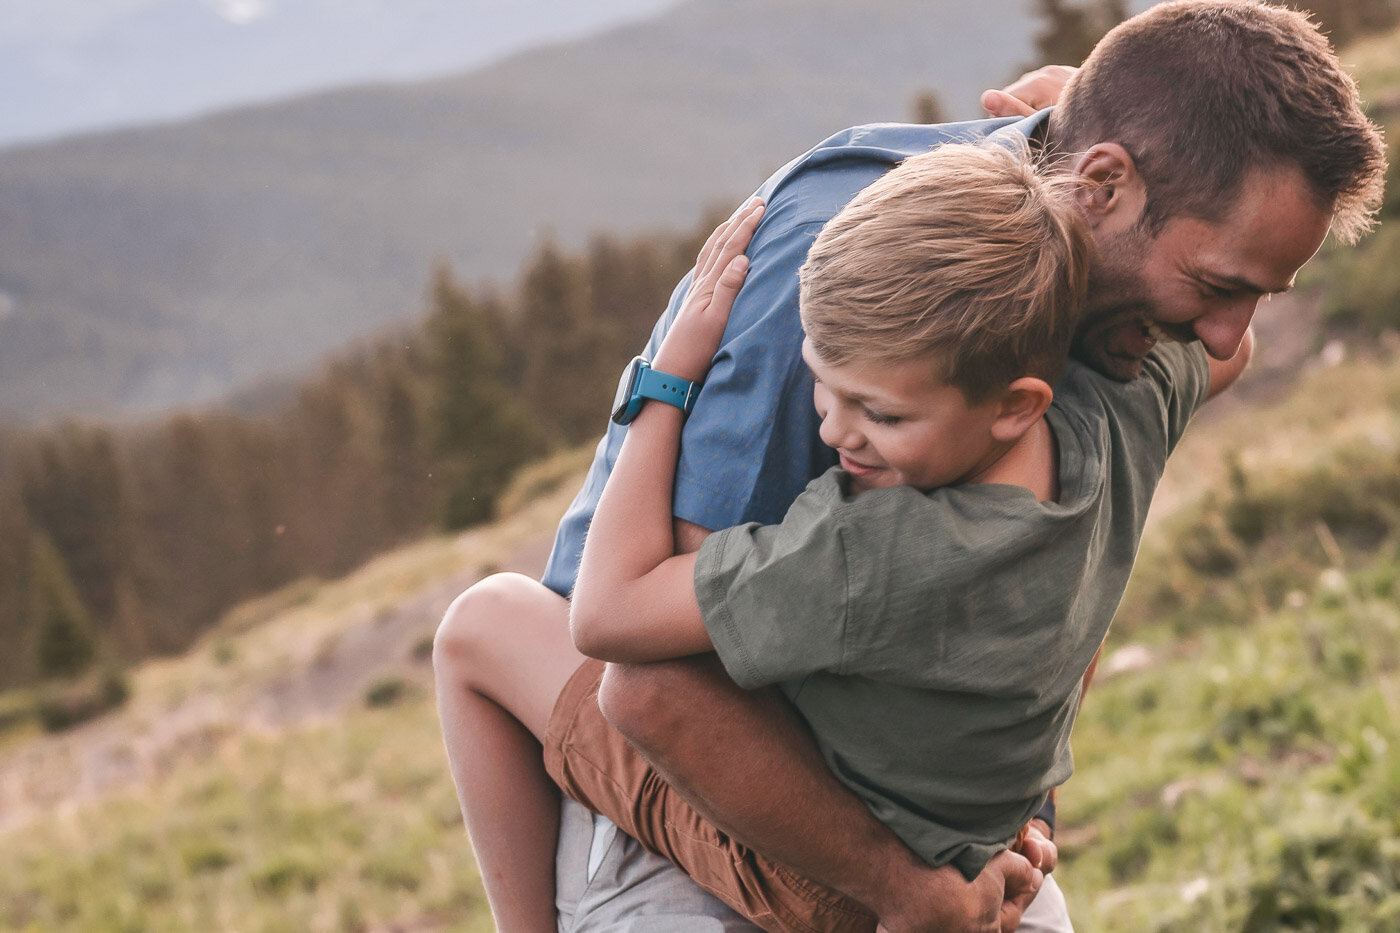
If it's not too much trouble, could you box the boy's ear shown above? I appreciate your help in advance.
[1072,143,1146,233]
[990,377,1054,444]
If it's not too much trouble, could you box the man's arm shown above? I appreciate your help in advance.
[600,657,1049,933]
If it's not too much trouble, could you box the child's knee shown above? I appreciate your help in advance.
[433,572,538,679]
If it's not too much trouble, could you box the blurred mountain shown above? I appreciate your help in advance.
[1,0,1057,420]
[1,0,683,147]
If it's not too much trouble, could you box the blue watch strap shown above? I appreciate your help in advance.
[635,364,700,416]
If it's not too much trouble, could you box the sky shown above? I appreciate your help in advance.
[1,0,681,147]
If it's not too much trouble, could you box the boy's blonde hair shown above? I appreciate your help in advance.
[798,141,1091,403]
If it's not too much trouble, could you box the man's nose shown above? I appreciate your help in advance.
[1194,297,1258,361]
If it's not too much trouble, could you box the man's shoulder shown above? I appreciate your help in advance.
[756,114,1039,228]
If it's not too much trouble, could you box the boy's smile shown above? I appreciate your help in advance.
[801,339,1007,495]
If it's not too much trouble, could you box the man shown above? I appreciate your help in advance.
[436,2,1385,929]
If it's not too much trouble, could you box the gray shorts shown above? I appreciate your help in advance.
[554,800,1074,933]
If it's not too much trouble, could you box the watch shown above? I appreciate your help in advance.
[611,356,700,425]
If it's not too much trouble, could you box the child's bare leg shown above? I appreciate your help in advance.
[433,572,585,933]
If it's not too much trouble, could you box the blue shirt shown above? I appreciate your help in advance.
[541,111,1051,596]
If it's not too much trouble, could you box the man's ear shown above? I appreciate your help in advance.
[1072,143,1146,232]
[991,377,1054,444]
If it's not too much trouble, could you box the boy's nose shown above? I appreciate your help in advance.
[818,407,860,452]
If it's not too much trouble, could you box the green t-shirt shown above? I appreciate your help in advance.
[694,342,1211,878]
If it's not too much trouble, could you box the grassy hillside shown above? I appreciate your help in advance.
[1058,348,1400,931]
[0,341,1396,931]
[0,453,585,932]
[0,0,1059,421]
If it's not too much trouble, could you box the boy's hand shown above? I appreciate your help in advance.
[652,198,764,384]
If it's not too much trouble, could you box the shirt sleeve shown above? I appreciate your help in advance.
[1140,341,1212,452]
[693,472,851,688]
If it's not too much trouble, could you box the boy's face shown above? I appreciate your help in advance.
[802,339,1005,496]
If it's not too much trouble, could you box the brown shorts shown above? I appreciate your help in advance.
[543,659,878,933]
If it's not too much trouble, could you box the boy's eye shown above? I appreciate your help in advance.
[864,409,903,426]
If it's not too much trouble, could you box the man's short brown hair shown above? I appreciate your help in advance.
[798,141,1091,403]
[1052,0,1386,243]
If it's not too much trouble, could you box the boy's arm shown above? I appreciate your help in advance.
[570,201,764,663]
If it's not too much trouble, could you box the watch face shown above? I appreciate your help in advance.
[611,357,646,424]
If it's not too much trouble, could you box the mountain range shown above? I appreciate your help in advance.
[2,0,682,147]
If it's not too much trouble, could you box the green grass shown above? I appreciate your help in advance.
[1053,348,1400,932]
[0,695,490,933]
[1061,567,1400,932]
[5,351,1400,930]
[0,466,589,932]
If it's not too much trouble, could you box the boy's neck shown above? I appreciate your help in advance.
[972,417,1059,503]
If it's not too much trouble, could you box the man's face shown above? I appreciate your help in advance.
[1073,164,1334,381]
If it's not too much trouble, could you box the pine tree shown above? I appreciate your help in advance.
[586,234,685,344]
[373,345,433,541]
[425,264,546,529]
[141,414,241,643]
[283,366,385,574]
[29,531,100,681]
[519,238,624,443]
[0,475,34,688]
[18,423,150,644]
[910,90,949,125]
[1030,0,1127,67]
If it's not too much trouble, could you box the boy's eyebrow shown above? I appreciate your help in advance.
[801,341,903,408]
[841,385,892,405]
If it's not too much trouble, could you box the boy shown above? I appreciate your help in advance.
[435,139,1212,932]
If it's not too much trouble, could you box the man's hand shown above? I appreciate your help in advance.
[875,850,1043,933]
[981,65,1078,117]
